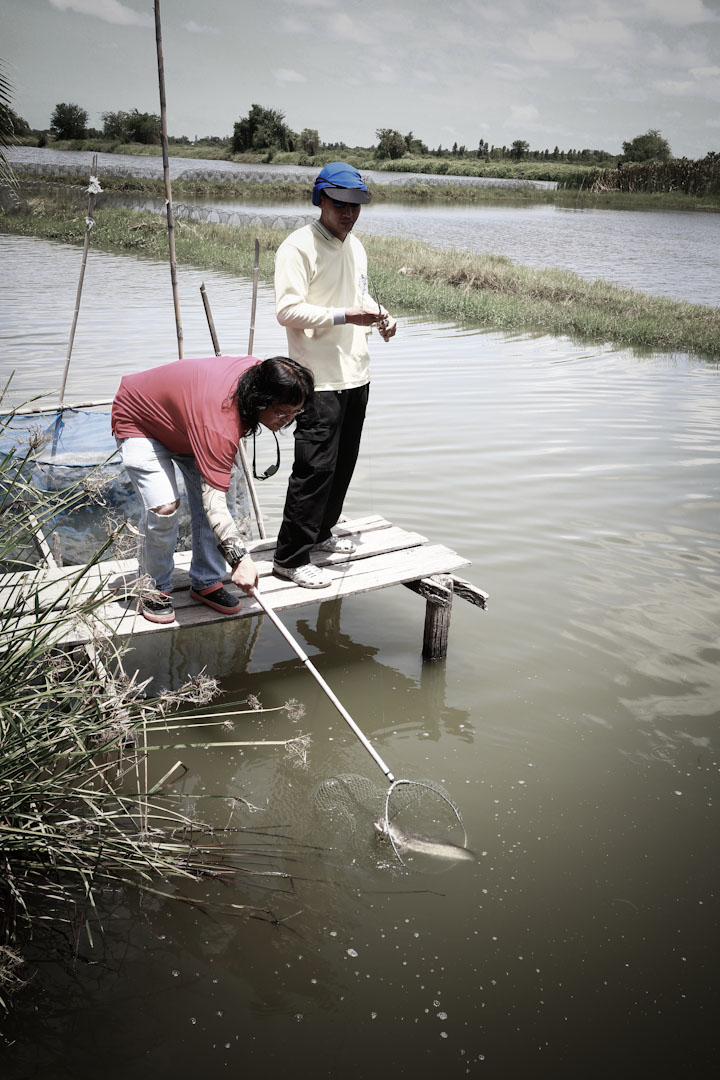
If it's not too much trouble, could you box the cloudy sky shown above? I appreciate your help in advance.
[5,0,720,158]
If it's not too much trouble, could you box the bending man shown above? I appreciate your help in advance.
[112,354,313,623]
[272,160,397,589]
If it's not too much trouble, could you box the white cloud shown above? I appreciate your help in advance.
[654,79,696,96]
[280,16,311,34]
[489,61,550,82]
[591,0,716,25]
[520,30,577,62]
[273,68,307,84]
[47,0,152,27]
[560,16,632,48]
[182,21,220,36]
[637,0,718,26]
[327,12,376,46]
[653,65,720,98]
[505,104,541,129]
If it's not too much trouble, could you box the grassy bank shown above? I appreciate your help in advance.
[44,138,596,182]
[14,163,720,213]
[2,196,719,360]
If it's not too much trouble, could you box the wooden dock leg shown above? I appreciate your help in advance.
[422,574,454,661]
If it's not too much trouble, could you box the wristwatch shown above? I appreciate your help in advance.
[218,540,249,567]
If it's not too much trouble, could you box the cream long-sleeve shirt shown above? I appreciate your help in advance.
[274,220,373,392]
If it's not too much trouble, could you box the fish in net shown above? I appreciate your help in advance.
[253,588,472,866]
[313,773,470,865]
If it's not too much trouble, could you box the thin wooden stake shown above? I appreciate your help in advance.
[248,238,260,355]
[199,282,266,539]
[200,282,220,355]
[154,0,183,358]
[58,155,99,406]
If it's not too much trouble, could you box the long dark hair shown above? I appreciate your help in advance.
[233,356,314,436]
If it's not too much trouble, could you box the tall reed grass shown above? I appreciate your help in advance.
[0,405,307,1010]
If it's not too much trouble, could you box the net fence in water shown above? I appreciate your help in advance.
[1,408,252,565]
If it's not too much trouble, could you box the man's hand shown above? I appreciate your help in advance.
[345,304,388,327]
[231,555,259,595]
[378,314,397,341]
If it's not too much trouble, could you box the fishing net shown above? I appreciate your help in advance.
[251,588,472,869]
[313,772,468,866]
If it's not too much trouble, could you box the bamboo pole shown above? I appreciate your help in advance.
[200,282,220,355]
[58,155,100,406]
[0,398,113,416]
[248,238,260,355]
[154,0,183,358]
[198,283,267,539]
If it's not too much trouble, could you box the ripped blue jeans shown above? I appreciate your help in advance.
[117,436,227,593]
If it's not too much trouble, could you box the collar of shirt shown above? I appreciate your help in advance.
[312,219,341,243]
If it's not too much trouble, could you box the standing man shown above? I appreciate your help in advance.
[272,161,397,589]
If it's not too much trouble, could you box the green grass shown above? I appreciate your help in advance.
[44,138,600,180]
[14,164,720,213]
[3,193,719,359]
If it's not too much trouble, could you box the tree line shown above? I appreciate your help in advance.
[9,98,708,168]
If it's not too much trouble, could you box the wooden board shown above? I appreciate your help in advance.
[1,515,474,648]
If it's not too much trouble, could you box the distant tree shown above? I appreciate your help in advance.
[232,104,295,154]
[101,109,159,144]
[101,110,128,140]
[375,127,406,160]
[622,129,671,162]
[125,109,160,144]
[299,127,321,155]
[50,102,88,140]
[4,106,30,138]
[510,139,530,160]
[404,130,427,155]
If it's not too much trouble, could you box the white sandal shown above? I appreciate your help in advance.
[315,535,356,554]
[273,562,333,589]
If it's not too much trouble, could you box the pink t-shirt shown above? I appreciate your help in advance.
[112,355,258,491]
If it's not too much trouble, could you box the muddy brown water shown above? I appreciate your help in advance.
[1,233,719,1077]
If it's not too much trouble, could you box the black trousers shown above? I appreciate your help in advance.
[274,384,369,569]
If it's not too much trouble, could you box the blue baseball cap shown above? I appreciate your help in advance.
[312,161,371,206]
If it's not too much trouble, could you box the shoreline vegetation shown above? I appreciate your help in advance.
[10,142,720,212]
[3,190,719,360]
[16,168,720,214]
[0,417,309,1009]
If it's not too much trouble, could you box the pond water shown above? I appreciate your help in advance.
[101,190,720,308]
[1,233,720,1077]
[7,145,557,189]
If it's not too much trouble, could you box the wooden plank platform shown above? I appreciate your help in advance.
[2,516,485,654]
